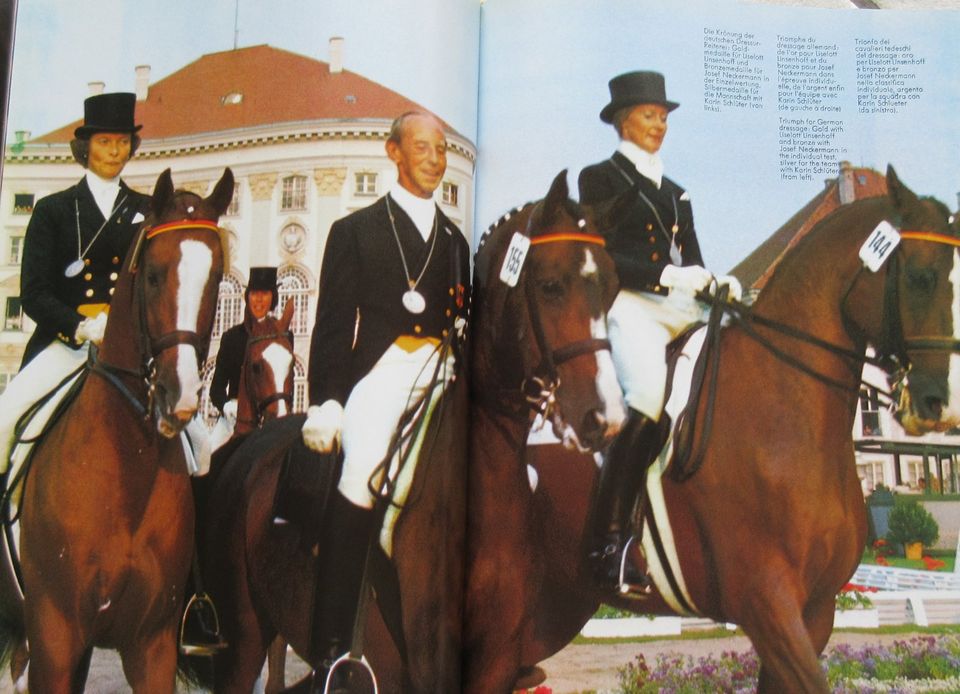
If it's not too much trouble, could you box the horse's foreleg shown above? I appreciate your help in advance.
[742,588,830,694]
[25,599,88,694]
[264,636,288,694]
[118,625,179,694]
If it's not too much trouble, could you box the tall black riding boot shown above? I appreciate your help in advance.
[590,408,663,597]
[280,491,375,694]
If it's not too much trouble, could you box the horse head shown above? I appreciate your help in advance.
[831,166,959,435]
[473,170,625,451]
[102,168,234,438]
[235,299,296,434]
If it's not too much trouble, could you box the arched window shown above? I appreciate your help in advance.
[278,265,312,336]
[199,356,219,427]
[213,272,245,338]
[294,356,307,413]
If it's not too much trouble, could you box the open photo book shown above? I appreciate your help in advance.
[0,0,958,692]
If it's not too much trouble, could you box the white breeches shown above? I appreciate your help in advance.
[339,341,454,509]
[0,340,88,474]
[608,288,708,421]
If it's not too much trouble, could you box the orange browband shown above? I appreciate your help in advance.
[145,219,221,239]
[531,232,605,246]
[900,231,960,247]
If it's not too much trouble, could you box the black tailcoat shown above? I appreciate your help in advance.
[19,176,150,368]
[308,195,470,407]
[578,151,703,294]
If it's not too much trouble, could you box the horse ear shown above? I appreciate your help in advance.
[206,168,235,218]
[279,298,294,331]
[886,165,919,212]
[540,169,570,227]
[151,169,175,217]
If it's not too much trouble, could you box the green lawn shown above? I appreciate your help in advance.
[861,547,956,572]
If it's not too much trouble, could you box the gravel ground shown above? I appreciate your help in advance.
[0,628,943,693]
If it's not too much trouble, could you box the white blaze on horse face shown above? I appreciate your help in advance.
[946,247,960,423]
[173,240,213,413]
[580,248,627,432]
[262,342,293,417]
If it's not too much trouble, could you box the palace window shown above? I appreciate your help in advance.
[4,297,23,331]
[200,357,219,426]
[8,236,23,265]
[355,172,378,196]
[13,193,33,215]
[212,273,245,339]
[278,265,312,336]
[293,356,307,413]
[280,175,307,211]
[859,387,882,437]
[442,181,459,207]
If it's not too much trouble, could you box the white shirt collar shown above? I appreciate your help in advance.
[85,171,122,219]
[617,140,664,189]
[388,182,437,242]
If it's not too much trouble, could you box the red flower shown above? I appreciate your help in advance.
[876,555,889,566]
[922,556,946,571]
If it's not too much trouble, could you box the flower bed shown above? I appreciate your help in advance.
[615,634,960,693]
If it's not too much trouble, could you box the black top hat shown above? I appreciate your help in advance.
[599,71,679,124]
[73,92,143,139]
[247,267,279,310]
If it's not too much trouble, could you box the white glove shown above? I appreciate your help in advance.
[716,274,743,302]
[74,312,108,345]
[659,264,714,294]
[301,399,344,453]
[222,399,238,427]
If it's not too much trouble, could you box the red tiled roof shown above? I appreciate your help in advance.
[731,167,887,290]
[35,44,445,143]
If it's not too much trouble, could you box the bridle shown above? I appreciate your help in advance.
[89,218,223,420]
[238,329,295,428]
[515,226,612,420]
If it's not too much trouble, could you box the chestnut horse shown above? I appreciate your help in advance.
[0,168,233,693]
[466,166,960,693]
[194,170,623,693]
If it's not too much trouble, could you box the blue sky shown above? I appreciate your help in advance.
[5,0,960,272]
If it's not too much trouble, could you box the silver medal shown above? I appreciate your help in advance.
[64,259,85,278]
[402,289,426,314]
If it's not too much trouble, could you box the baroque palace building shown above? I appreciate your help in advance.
[0,41,476,422]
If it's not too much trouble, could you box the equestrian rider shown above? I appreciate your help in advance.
[578,71,740,596]
[295,111,469,688]
[209,266,285,441]
[0,92,150,473]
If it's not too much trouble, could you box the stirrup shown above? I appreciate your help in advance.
[617,537,652,599]
[179,591,229,656]
[324,652,379,694]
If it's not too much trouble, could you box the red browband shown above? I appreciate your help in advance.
[900,231,960,247]
[145,219,221,239]
[531,232,605,246]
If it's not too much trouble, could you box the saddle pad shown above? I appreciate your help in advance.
[640,325,708,616]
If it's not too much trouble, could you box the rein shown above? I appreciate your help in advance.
[673,228,960,481]
[92,218,223,421]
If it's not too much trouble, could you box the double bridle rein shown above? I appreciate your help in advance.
[89,218,222,420]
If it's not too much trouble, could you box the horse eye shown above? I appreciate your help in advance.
[252,363,263,374]
[146,271,160,288]
[539,280,564,300]
[906,268,936,293]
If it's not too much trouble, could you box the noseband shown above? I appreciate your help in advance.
[518,230,612,418]
[241,330,295,428]
[90,218,223,420]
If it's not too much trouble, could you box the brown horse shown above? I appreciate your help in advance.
[466,166,960,693]
[194,170,623,693]
[0,168,233,693]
